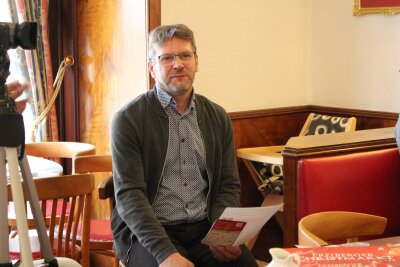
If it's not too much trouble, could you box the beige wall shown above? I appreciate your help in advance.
[310,0,400,113]
[162,0,310,112]
[162,0,400,113]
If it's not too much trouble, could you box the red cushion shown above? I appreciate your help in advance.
[89,220,113,241]
[297,148,400,237]
[77,219,113,241]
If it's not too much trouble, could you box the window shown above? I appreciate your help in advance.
[1,1,35,142]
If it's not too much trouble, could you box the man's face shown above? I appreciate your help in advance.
[149,37,198,97]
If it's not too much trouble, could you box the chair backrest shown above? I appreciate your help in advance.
[299,113,357,136]
[73,155,112,174]
[74,155,114,206]
[297,148,400,238]
[73,155,113,217]
[25,142,96,173]
[298,211,387,247]
[8,174,95,266]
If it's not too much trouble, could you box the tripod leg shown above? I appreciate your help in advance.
[6,147,34,267]
[19,154,56,263]
[0,148,12,266]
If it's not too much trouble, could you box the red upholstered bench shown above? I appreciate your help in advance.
[297,147,400,238]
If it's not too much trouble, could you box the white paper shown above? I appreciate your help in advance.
[203,203,283,246]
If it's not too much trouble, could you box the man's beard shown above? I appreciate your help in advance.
[159,75,195,96]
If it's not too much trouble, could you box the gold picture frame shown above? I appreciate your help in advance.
[353,0,400,15]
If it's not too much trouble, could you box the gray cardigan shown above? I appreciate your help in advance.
[110,88,240,265]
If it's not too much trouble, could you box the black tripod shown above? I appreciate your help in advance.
[0,22,59,267]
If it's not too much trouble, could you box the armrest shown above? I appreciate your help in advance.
[98,175,114,200]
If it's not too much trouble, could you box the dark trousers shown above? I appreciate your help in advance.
[124,219,259,267]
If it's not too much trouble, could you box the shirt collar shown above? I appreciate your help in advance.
[156,87,196,112]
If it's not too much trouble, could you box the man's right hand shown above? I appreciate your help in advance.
[159,252,194,267]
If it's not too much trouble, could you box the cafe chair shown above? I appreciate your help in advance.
[298,211,387,247]
[8,142,96,236]
[73,155,118,267]
[238,113,357,249]
[8,174,95,267]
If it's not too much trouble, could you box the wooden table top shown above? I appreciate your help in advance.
[236,145,284,165]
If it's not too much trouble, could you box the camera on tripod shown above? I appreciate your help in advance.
[0,21,37,147]
[0,21,37,50]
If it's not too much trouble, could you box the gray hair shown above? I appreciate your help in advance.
[148,24,197,60]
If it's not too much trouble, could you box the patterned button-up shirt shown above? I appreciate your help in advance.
[152,88,208,225]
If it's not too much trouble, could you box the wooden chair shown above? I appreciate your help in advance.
[298,211,387,247]
[299,113,356,136]
[73,155,118,266]
[8,174,95,267]
[8,142,96,234]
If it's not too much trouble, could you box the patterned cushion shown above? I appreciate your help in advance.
[305,114,351,135]
[250,161,284,194]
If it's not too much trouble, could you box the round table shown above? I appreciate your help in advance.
[6,155,63,179]
[26,155,63,178]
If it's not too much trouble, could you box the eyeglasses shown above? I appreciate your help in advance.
[152,52,196,66]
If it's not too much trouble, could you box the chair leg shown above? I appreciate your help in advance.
[114,255,120,267]
[274,211,284,230]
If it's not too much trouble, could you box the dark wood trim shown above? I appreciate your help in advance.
[49,0,79,142]
[310,105,399,120]
[229,106,311,120]
[60,0,79,142]
[148,0,161,32]
[48,0,62,139]
[147,0,161,90]
[230,105,399,121]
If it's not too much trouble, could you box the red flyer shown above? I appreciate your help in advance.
[201,219,247,246]
[285,245,400,266]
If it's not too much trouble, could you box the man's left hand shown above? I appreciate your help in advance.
[209,245,242,262]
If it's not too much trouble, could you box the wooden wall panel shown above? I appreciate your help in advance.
[77,0,148,219]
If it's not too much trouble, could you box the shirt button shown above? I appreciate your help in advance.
[184,182,188,187]
[185,204,189,208]
[181,138,185,143]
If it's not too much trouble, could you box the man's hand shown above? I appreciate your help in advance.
[6,81,30,113]
[159,252,194,267]
[209,245,242,262]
